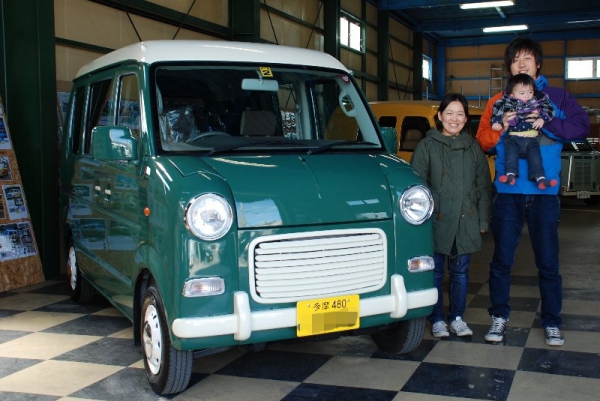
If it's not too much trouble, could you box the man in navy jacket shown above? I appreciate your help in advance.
[476,37,590,346]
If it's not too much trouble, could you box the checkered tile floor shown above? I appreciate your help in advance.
[1,204,599,400]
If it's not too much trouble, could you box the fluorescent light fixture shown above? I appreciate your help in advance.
[460,1,514,9]
[567,19,600,24]
[483,24,528,33]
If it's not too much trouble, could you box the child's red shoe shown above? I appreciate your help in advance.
[537,178,558,189]
[499,174,515,185]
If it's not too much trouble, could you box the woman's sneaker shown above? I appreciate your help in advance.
[544,326,564,346]
[485,316,507,342]
[450,317,473,336]
[432,321,449,338]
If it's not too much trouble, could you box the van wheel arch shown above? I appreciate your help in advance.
[133,269,154,347]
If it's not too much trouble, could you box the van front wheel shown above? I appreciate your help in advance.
[141,285,192,395]
[371,317,426,354]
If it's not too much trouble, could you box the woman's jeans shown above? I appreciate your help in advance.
[489,193,562,328]
[429,250,471,324]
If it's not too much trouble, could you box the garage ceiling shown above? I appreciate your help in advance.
[379,0,600,45]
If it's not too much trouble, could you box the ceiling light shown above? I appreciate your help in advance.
[567,19,600,24]
[483,24,528,33]
[460,1,514,9]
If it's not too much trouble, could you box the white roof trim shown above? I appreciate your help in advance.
[76,40,349,78]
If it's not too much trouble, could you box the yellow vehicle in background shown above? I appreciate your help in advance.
[370,100,600,203]
[369,100,485,161]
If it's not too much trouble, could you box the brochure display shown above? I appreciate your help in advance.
[0,96,44,292]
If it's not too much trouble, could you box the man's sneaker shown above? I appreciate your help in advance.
[450,317,473,336]
[484,316,507,342]
[544,326,564,346]
[432,321,449,338]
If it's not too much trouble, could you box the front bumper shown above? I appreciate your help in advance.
[172,274,437,341]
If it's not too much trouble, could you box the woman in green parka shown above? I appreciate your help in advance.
[411,93,492,338]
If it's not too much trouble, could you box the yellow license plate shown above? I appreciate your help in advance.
[297,294,359,337]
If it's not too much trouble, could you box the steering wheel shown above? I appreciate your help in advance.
[186,131,231,143]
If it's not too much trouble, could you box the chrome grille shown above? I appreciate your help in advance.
[248,229,387,303]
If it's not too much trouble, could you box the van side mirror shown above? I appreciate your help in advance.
[380,126,398,154]
[91,126,138,161]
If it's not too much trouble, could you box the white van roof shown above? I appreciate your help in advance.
[76,40,349,78]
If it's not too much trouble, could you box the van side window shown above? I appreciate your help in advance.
[71,86,86,155]
[315,81,360,141]
[118,74,140,140]
[84,79,112,154]
[400,117,430,151]
[466,116,480,138]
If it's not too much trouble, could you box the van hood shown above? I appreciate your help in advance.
[169,154,397,228]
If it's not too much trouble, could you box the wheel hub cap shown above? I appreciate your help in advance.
[67,247,77,291]
[143,304,162,375]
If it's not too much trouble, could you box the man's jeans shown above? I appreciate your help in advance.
[429,251,471,324]
[504,134,544,180]
[489,193,562,328]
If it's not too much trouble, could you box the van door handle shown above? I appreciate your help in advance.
[93,181,102,201]
[103,183,112,204]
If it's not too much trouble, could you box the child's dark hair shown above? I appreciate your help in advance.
[438,93,470,119]
[505,73,536,95]
[504,37,543,76]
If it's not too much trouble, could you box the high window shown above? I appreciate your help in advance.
[422,55,432,81]
[566,57,599,80]
[340,15,362,52]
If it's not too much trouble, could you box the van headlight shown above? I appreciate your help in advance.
[399,185,433,225]
[185,194,233,240]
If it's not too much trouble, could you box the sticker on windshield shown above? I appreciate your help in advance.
[340,74,351,84]
[259,67,273,77]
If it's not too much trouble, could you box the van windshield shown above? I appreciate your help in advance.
[152,65,381,154]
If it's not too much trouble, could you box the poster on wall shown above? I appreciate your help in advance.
[0,221,37,261]
[2,184,28,220]
[0,156,13,181]
[57,92,71,122]
[0,95,44,292]
[0,116,12,150]
[0,193,5,219]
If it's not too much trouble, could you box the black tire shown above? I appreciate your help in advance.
[371,317,426,354]
[67,237,95,303]
[141,285,193,395]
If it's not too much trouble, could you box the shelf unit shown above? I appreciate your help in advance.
[489,64,504,98]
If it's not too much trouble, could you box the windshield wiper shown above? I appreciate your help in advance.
[207,139,309,155]
[307,141,377,155]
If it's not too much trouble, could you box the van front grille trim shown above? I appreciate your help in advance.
[248,229,387,304]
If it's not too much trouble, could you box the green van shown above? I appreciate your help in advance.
[60,40,436,394]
